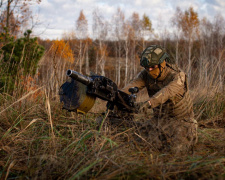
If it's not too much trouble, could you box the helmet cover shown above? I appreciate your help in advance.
[140,45,168,68]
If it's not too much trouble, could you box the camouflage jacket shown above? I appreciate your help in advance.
[122,63,194,119]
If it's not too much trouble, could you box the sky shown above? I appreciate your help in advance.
[30,0,225,40]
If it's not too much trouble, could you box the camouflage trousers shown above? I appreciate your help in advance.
[134,117,198,155]
[96,112,198,155]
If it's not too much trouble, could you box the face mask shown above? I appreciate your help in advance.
[148,61,166,79]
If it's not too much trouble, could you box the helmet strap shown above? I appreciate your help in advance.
[156,64,162,79]
[156,62,166,80]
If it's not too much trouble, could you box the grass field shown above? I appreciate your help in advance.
[0,87,225,180]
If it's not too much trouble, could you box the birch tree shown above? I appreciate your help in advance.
[141,14,153,50]
[112,8,125,86]
[0,0,41,40]
[129,12,141,77]
[212,14,225,91]
[75,10,88,73]
[123,22,133,85]
[199,17,213,87]
[171,9,183,65]
[173,7,199,81]
[92,8,108,76]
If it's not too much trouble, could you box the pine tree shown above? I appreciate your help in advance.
[0,29,45,93]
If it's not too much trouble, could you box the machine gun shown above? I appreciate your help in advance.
[59,70,139,115]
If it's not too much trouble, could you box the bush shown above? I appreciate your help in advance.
[0,29,45,94]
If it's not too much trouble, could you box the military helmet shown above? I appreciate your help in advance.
[140,45,169,68]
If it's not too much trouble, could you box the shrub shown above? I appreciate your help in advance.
[0,29,45,94]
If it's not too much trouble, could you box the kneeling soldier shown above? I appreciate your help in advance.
[121,45,198,154]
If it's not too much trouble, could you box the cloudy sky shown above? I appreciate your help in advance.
[31,0,225,40]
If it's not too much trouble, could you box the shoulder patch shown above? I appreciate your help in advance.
[154,92,162,99]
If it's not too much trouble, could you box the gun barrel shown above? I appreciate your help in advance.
[67,70,92,85]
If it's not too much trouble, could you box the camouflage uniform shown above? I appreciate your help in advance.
[122,63,198,154]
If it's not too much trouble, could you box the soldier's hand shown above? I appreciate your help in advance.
[134,100,151,113]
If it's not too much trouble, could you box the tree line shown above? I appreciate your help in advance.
[40,7,225,91]
[0,1,225,96]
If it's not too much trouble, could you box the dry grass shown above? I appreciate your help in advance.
[0,86,225,179]
[0,48,225,179]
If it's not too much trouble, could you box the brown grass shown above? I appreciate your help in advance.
[0,50,225,179]
[0,86,225,179]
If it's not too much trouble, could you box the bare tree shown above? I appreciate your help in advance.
[92,8,108,76]
[198,17,213,87]
[0,0,41,37]
[75,10,88,73]
[141,13,153,50]
[171,11,183,65]
[112,8,125,86]
[129,12,141,77]
[172,7,200,81]
[212,14,225,91]
[198,14,225,91]
[123,22,133,85]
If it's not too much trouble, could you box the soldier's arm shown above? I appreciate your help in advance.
[149,71,186,108]
[120,70,146,94]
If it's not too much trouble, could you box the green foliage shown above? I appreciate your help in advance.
[0,29,45,93]
[0,27,14,44]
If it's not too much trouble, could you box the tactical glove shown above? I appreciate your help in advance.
[134,100,151,113]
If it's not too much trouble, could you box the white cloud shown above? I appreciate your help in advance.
[30,0,225,40]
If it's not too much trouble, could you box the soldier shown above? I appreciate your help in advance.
[121,45,198,154]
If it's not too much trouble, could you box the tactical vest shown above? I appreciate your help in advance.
[146,63,194,120]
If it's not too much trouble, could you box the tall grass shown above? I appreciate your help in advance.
[0,49,225,179]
